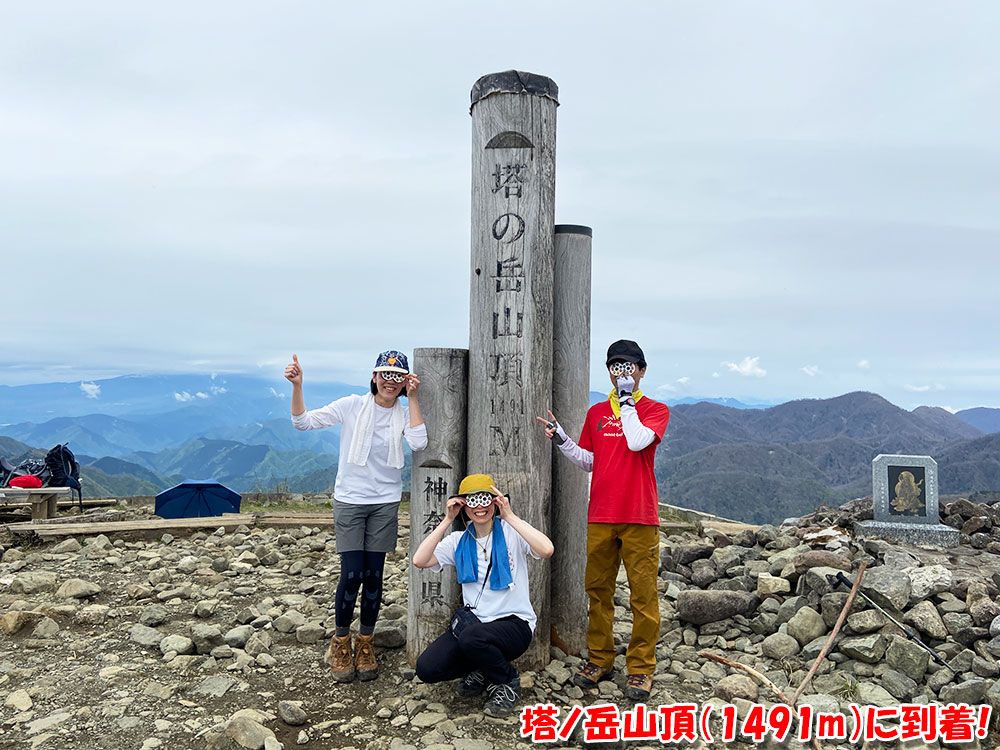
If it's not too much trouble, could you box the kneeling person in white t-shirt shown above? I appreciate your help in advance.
[412,474,554,717]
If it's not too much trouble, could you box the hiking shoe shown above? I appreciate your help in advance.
[624,673,652,701]
[573,661,614,689]
[457,670,487,698]
[325,634,355,683]
[483,676,522,717]
[354,633,378,681]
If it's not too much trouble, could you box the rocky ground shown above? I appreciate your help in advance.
[2,497,1000,750]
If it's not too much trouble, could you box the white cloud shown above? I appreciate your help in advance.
[655,383,678,393]
[79,381,100,399]
[857,360,871,369]
[801,365,821,377]
[723,356,766,378]
[712,372,720,378]
[209,384,227,395]
[174,391,195,402]
[904,384,931,393]
[269,387,287,399]
[195,392,209,399]
[676,377,691,386]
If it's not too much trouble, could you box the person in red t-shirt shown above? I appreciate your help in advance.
[536,339,669,702]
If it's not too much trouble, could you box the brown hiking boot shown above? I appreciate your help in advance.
[573,661,614,689]
[325,634,355,683]
[354,633,377,681]
[624,673,652,701]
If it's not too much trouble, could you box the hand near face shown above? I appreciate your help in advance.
[405,373,420,396]
[284,354,303,385]
[490,485,514,520]
[444,496,465,522]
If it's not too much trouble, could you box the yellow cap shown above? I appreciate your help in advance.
[458,474,495,496]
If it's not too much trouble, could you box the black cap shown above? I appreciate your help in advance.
[606,340,646,368]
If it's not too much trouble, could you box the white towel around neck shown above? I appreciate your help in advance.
[347,393,406,469]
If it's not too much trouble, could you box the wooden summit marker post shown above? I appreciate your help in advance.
[468,70,558,668]
[550,225,592,656]
[407,347,469,666]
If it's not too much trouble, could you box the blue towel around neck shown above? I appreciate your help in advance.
[455,518,514,590]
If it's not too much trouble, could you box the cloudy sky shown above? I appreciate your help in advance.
[1,2,997,410]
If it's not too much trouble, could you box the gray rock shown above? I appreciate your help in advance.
[139,604,170,627]
[880,668,917,700]
[673,543,715,566]
[130,624,164,648]
[31,616,60,638]
[191,624,224,654]
[194,599,219,618]
[786,607,826,646]
[245,631,273,656]
[940,679,988,705]
[274,610,307,633]
[885,635,930,681]
[10,571,58,594]
[159,634,195,656]
[714,674,758,701]
[278,701,307,726]
[51,538,83,554]
[839,634,887,664]
[374,620,407,648]
[675,590,759,625]
[845,609,886,634]
[756,574,791,596]
[294,623,325,645]
[907,564,953,604]
[226,716,272,750]
[861,567,911,611]
[905,600,949,639]
[225,625,255,649]
[195,675,237,697]
[761,632,800,660]
[857,682,896,707]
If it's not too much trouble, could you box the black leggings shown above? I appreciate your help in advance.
[416,615,532,685]
[334,551,386,633]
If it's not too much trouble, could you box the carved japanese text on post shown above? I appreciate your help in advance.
[489,425,521,457]
[489,353,523,386]
[492,162,528,198]
[494,256,524,292]
[420,580,447,609]
[492,212,525,244]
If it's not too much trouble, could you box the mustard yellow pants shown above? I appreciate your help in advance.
[585,522,660,675]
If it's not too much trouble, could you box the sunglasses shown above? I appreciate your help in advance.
[608,361,637,377]
[464,492,494,509]
[378,371,407,383]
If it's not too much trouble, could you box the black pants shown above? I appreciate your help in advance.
[416,615,532,685]
[334,551,386,631]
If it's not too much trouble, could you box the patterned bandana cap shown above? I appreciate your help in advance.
[373,350,409,374]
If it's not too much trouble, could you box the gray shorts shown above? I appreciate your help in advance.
[333,500,401,553]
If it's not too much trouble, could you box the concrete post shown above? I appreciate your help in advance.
[550,225,592,657]
[407,347,468,666]
[467,70,558,668]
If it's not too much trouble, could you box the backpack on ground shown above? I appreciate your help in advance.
[44,443,83,509]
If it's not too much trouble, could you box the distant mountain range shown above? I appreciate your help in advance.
[2,375,999,524]
[656,392,998,524]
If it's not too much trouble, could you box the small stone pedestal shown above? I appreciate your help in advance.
[855,454,958,547]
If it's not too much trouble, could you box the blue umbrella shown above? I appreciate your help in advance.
[155,479,241,519]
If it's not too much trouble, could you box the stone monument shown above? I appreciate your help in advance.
[855,454,958,546]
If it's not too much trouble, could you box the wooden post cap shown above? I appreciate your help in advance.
[555,224,593,237]
[470,70,559,110]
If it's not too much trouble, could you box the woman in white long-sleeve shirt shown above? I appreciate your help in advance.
[285,350,427,683]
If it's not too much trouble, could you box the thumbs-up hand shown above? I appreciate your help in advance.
[284,354,303,385]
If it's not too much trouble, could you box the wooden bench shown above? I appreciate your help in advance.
[0,487,74,520]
